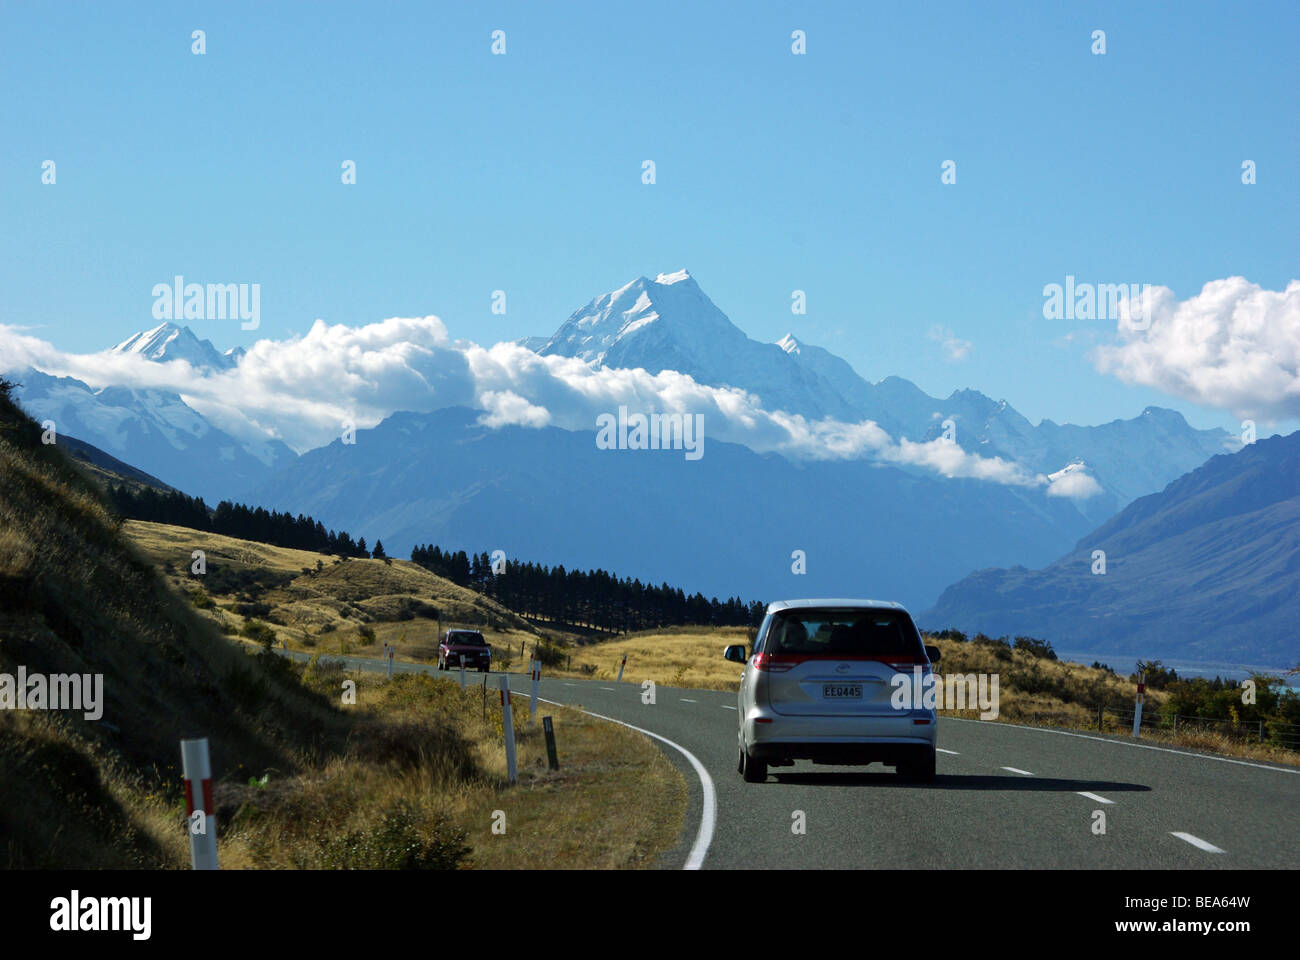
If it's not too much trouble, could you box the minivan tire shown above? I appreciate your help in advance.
[741,749,768,783]
[901,748,936,783]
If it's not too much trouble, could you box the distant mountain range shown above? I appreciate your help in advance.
[531,270,1237,523]
[246,406,1095,612]
[0,272,1249,622]
[923,430,1300,665]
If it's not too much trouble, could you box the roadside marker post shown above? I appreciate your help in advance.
[617,655,627,683]
[499,675,517,784]
[530,659,541,722]
[1132,674,1145,739]
[459,660,466,690]
[180,738,219,870]
[386,644,394,680]
[542,716,559,770]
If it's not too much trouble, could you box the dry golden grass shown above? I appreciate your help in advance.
[217,668,685,869]
[555,627,755,690]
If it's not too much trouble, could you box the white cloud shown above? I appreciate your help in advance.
[927,324,973,362]
[1093,277,1300,421]
[0,317,1097,498]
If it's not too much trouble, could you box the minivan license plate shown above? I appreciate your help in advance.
[823,684,863,698]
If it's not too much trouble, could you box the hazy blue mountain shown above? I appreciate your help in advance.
[922,431,1300,665]
[248,406,1095,611]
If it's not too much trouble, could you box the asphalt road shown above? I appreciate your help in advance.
[296,653,1300,869]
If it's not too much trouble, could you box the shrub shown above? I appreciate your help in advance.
[241,619,277,649]
[1013,636,1057,661]
[357,624,377,644]
[187,588,215,610]
[317,801,471,870]
[234,601,272,619]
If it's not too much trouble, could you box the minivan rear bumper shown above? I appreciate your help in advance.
[743,710,937,762]
[748,738,933,765]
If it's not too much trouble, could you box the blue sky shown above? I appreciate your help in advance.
[2,1,1297,433]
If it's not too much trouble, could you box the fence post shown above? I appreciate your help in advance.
[1259,720,1264,743]
[1132,673,1145,739]
[530,658,540,723]
[543,716,559,770]
[499,675,517,784]
[180,738,219,870]
[1173,714,1178,733]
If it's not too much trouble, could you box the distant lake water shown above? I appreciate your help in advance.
[1055,651,1300,690]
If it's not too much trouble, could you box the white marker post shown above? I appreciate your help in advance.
[180,738,219,870]
[1132,673,1145,739]
[386,644,394,680]
[530,658,541,723]
[459,659,466,690]
[617,655,627,683]
[499,674,517,784]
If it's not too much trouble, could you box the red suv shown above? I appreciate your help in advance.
[438,629,491,672]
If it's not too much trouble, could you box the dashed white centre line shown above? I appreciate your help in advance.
[680,698,698,703]
[1171,832,1225,853]
[601,686,615,691]
[563,682,575,686]
[1078,791,1114,804]
[721,705,737,710]
[1001,766,1035,776]
[936,748,960,755]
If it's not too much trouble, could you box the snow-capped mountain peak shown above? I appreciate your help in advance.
[112,322,239,370]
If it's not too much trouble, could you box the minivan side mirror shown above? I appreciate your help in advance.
[723,644,747,663]
[925,645,941,664]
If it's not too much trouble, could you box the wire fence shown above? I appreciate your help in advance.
[1093,705,1300,750]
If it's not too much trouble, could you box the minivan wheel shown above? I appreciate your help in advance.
[901,748,936,783]
[742,750,768,783]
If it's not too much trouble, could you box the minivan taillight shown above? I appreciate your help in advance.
[885,657,928,672]
[752,652,800,672]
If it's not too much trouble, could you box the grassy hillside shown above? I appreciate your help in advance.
[125,520,543,668]
[0,383,684,868]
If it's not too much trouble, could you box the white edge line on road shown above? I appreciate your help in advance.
[1002,766,1035,776]
[531,694,716,871]
[936,748,959,755]
[945,716,1300,775]
[1171,831,1225,853]
[1078,791,1114,804]
[721,705,737,710]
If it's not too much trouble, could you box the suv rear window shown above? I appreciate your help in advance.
[764,609,923,657]
[446,632,486,645]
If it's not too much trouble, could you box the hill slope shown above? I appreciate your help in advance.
[0,382,343,866]
[922,431,1300,665]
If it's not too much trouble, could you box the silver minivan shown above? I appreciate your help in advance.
[724,599,940,783]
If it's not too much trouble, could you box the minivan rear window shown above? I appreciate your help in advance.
[764,609,923,657]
